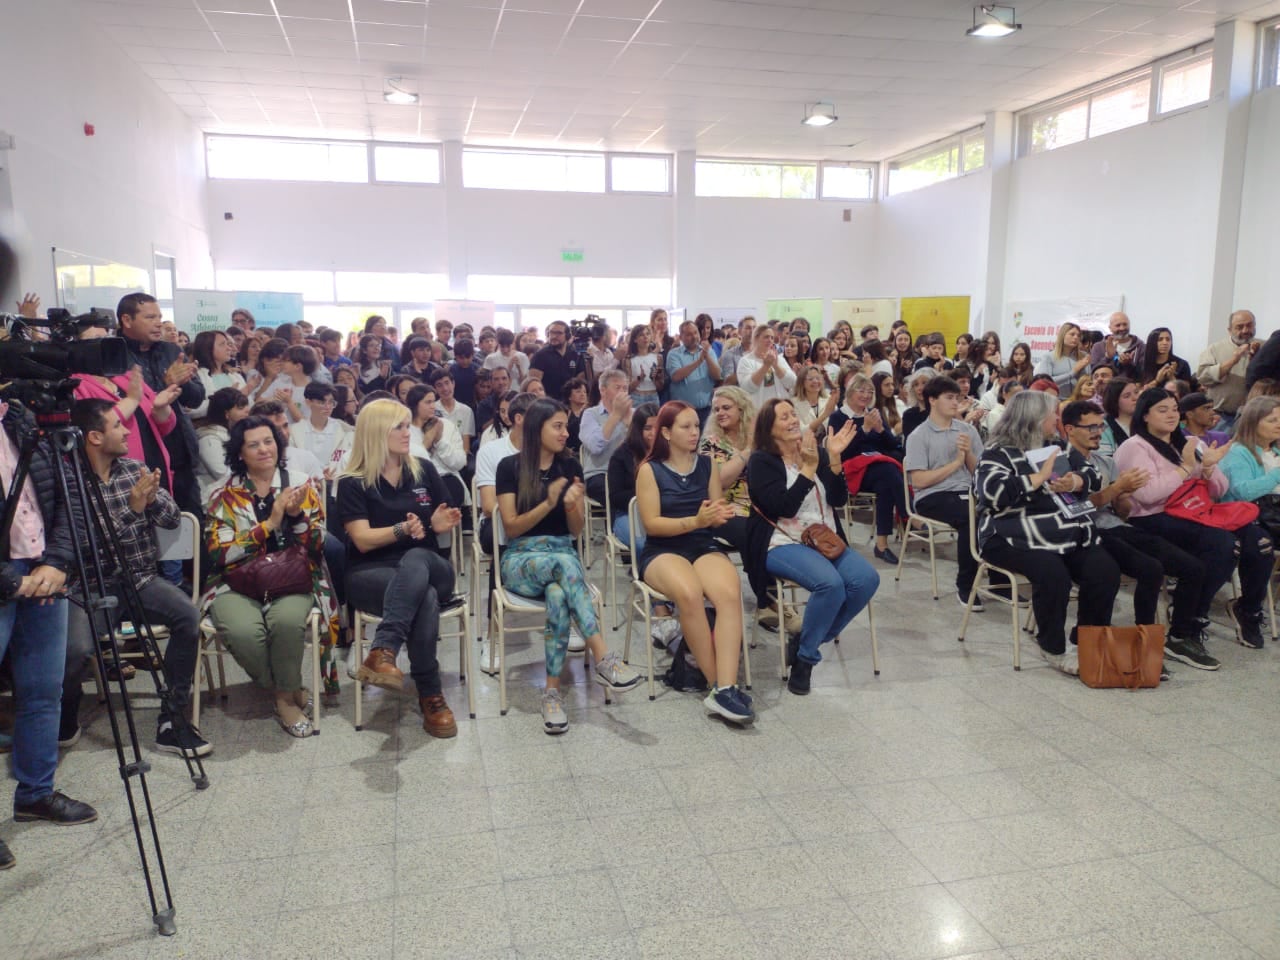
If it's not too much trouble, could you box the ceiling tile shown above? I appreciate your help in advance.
[143,27,225,50]
[280,16,356,41]
[351,0,431,27]
[200,0,277,13]
[274,0,350,17]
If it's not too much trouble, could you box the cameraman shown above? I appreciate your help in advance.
[528,321,586,399]
[0,398,98,871]
[61,400,211,759]
[117,293,205,520]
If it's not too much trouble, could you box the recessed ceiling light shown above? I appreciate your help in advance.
[383,77,419,105]
[802,102,837,127]
[966,5,1021,38]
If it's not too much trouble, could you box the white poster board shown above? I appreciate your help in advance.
[174,288,305,334]
[433,299,495,329]
[831,298,898,335]
[1006,296,1125,364]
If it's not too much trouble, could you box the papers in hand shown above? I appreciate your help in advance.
[1026,445,1095,519]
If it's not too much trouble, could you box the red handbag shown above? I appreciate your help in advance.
[1165,478,1258,531]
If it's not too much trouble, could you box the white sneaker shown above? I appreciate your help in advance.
[541,688,568,735]
[478,641,501,676]
[1040,647,1080,676]
[567,629,586,653]
[650,618,682,647]
[594,652,642,691]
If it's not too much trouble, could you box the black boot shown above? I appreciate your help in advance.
[787,659,813,696]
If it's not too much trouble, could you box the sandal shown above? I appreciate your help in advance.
[104,659,136,682]
[274,706,314,739]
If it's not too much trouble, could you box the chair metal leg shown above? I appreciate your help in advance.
[927,531,939,600]
[776,580,788,681]
[311,616,322,734]
[461,605,476,720]
[740,593,752,691]
[644,600,656,701]
[958,568,981,641]
[495,608,508,716]
[623,583,636,664]
[353,611,365,731]
[868,601,880,676]
[1011,592,1022,671]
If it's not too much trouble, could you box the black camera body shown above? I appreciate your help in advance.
[0,307,129,414]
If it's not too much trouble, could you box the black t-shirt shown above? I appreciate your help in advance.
[450,361,478,408]
[530,345,585,399]
[494,453,582,539]
[336,457,450,568]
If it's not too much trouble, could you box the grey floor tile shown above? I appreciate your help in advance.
[1217,832,1280,886]
[850,883,1001,959]
[946,870,1101,947]
[707,843,836,911]
[895,820,1031,883]
[1209,898,1280,960]
[396,830,503,895]
[1129,844,1280,914]
[394,885,512,960]
[271,900,394,960]
[504,867,624,945]
[802,831,937,899]
[1003,932,1134,960]
[610,856,734,929]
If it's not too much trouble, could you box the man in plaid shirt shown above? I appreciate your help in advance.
[62,399,211,759]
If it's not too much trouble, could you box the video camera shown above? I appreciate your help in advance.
[0,307,130,415]
[568,314,602,350]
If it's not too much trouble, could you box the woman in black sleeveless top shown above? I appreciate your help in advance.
[636,401,752,724]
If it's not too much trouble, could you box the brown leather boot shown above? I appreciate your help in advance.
[420,695,458,738]
[356,648,404,690]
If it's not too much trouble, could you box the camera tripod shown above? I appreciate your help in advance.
[0,406,209,937]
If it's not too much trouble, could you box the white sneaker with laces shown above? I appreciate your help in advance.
[594,652,642,690]
[541,688,568,734]
[567,629,586,653]
[650,618,682,646]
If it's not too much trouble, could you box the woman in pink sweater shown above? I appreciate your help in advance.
[1115,388,1271,663]
[72,329,182,494]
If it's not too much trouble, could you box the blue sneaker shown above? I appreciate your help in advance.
[704,685,754,725]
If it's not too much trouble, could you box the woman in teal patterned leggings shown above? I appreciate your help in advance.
[495,399,641,735]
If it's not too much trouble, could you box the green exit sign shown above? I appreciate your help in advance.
[561,248,584,263]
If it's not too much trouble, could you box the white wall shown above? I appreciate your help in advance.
[0,0,211,305]
[1234,85,1280,327]
[1003,108,1220,356]
[875,171,991,324]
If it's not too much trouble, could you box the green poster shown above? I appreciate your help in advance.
[766,298,823,326]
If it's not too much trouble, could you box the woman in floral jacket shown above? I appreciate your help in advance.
[202,415,338,738]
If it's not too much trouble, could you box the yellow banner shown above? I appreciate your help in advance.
[899,296,971,352]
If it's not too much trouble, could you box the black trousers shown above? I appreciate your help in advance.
[347,548,454,697]
[852,461,906,537]
[914,491,978,593]
[585,473,607,506]
[1130,514,1272,619]
[980,539,1120,655]
[1098,524,1203,634]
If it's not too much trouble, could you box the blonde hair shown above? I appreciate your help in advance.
[1067,373,1093,403]
[1053,322,1082,361]
[703,385,755,451]
[342,398,424,489]
[1233,396,1280,465]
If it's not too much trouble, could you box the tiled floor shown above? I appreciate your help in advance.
[4,542,1280,960]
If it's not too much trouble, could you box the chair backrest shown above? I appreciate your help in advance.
[491,506,507,592]
[902,467,916,516]
[627,496,643,582]
[967,492,981,559]
[155,511,201,603]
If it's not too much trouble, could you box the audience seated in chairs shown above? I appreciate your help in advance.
[903,375,993,608]
[973,390,1121,676]
[828,372,907,565]
[1116,389,1271,661]
[406,383,467,509]
[495,398,641,735]
[338,399,464,738]
[635,400,753,725]
[63,400,211,758]
[1061,400,1205,661]
[475,392,537,559]
[203,415,340,738]
[195,386,248,504]
[747,398,878,696]
[1098,376,1138,457]
[580,369,632,505]
[608,403,660,556]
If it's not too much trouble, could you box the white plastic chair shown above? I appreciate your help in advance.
[489,508,608,716]
[894,471,957,600]
[957,495,1033,670]
[351,585,475,730]
[621,497,753,701]
[600,478,630,625]
[749,574,880,681]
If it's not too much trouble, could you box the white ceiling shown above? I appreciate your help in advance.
[80,0,1280,160]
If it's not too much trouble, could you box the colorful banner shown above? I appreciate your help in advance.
[173,288,304,334]
[900,296,972,352]
[766,298,823,326]
[1006,297,1125,364]
[831,298,897,335]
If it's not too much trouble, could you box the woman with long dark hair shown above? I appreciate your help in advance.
[1099,376,1139,456]
[871,372,902,434]
[496,399,640,734]
[890,328,917,382]
[195,386,249,502]
[974,390,1120,675]
[746,398,873,695]
[1141,327,1192,389]
[189,329,255,418]
[1008,342,1033,385]
[1117,388,1270,660]
[607,403,659,553]
[479,390,519,447]
[627,325,661,406]
[636,401,752,723]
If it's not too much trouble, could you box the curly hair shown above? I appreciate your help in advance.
[224,415,289,477]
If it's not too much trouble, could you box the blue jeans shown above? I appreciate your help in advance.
[766,545,879,665]
[0,560,69,806]
[612,513,646,553]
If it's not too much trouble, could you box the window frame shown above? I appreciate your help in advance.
[883,125,985,197]
[1155,46,1214,119]
[606,152,673,195]
[694,157,820,200]
[818,161,877,202]
[1258,17,1280,89]
[461,146,609,194]
[370,142,443,186]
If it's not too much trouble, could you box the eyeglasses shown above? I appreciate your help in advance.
[1072,423,1104,433]
[309,398,336,407]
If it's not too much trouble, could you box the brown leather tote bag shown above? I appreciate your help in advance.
[1077,624,1164,690]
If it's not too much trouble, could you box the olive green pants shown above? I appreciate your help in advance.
[209,592,314,693]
